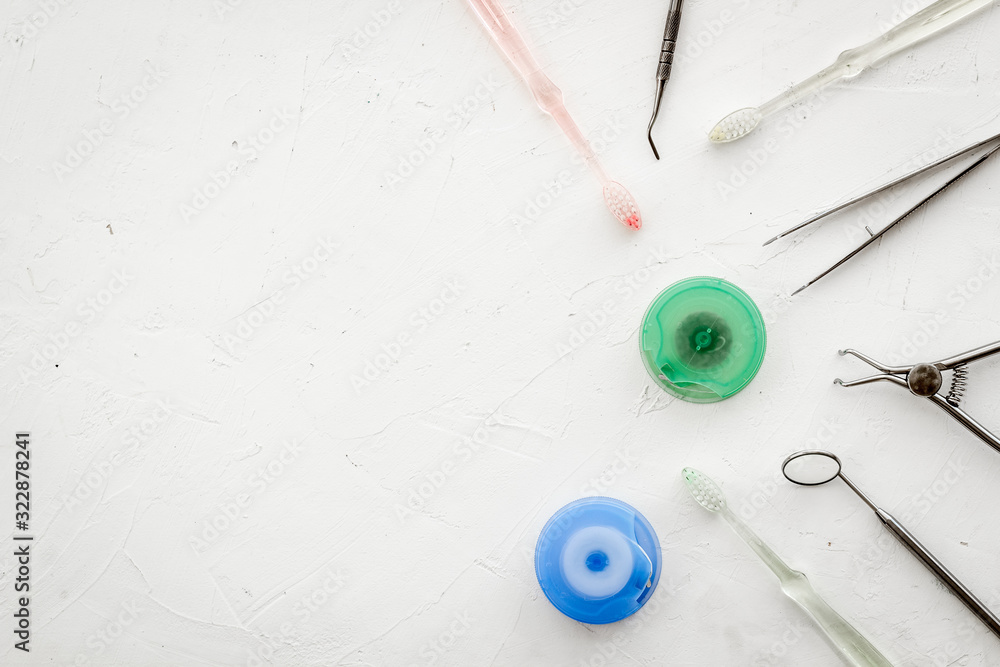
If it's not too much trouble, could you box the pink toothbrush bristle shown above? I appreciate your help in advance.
[603,183,642,230]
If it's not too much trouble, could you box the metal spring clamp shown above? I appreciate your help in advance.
[835,340,1000,452]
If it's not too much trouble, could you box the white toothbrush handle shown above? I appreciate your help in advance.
[758,60,848,117]
[722,511,892,667]
[759,0,993,117]
[776,569,893,667]
[852,0,994,68]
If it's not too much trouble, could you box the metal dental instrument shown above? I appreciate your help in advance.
[789,139,1000,295]
[466,0,642,229]
[783,450,1000,639]
[683,467,892,667]
[709,0,995,143]
[647,0,685,160]
[764,128,1000,247]
[835,340,1000,453]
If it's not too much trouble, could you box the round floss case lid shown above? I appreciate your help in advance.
[640,276,766,403]
[535,497,661,624]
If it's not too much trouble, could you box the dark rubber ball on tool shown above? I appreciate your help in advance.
[907,363,943,396]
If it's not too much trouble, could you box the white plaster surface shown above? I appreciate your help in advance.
[2,0,1000,664]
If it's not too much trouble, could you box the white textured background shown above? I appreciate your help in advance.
[2,0,1000,664]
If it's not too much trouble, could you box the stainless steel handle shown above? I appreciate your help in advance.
[937,339,1000,369]
[657,9,682,81]
[877,508,1000,638]
[928,393,1000,454]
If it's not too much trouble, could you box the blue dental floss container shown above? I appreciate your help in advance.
[535,497,661,624]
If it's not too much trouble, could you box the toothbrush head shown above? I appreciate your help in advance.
[682,467,727,512]
[603,182,642,230]
[709,107,763,143]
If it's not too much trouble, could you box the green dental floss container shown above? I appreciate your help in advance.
[639,276,766,403]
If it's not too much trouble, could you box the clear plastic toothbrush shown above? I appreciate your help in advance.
[465,0,642,229]
[709,0,995,143]
[683,468,893,667]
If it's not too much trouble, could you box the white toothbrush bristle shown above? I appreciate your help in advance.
[709,107,762,143]
[682,467,726,512]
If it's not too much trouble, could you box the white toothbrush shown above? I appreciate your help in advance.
[709,0,994,143]
[682,468,892,667]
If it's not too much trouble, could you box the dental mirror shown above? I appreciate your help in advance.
[782,450,842,486]
[781,449,1000,638]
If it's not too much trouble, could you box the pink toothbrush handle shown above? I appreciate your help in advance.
[466,0,604,178]
[466,0,545,81]
[465,0,641,229]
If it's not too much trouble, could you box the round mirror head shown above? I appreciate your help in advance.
[782,450,842,486]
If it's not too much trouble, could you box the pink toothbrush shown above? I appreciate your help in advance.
[465,0,642,230]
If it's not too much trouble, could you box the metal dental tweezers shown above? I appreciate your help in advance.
[765,129,1000,295]
[836,340,1000,453]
